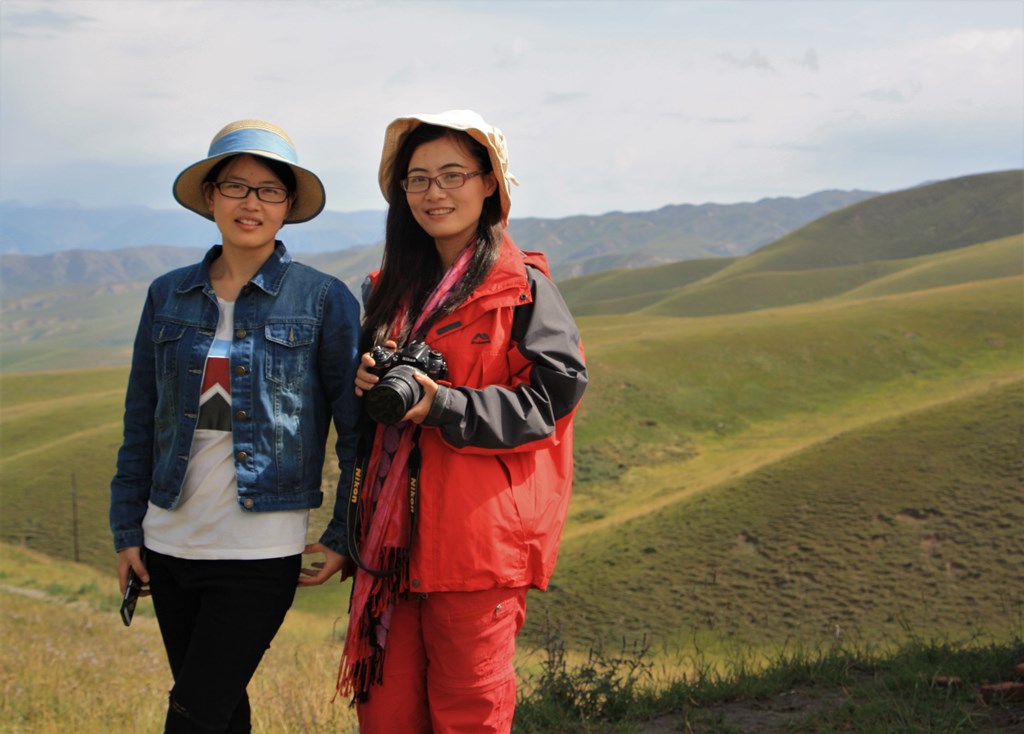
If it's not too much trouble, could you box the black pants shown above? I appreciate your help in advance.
[146,550,300,734]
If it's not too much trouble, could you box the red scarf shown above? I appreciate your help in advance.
[337,243,477,701]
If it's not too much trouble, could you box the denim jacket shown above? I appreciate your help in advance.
[110,242,360,554]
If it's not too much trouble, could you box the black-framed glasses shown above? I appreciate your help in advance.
[400,171,485,194]
[210,181,291,203]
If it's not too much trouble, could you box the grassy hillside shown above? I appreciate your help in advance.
[557,171,1023,319]
[0,283,147,371]
[0,255,369,373]
[641,235,1022,318]
[528,271,1023,651]
[559,257,735,316]
[3,544,1020,733]
[838,233,1024,300]
[1,169,1021,695]
[0,367,344,617]
[561,214,1024,323]
[570,276,1021,489]
[536,379,1023,652]
[0,544,359,733]
[713,169,1022,277]
[0,367,135,566]
[3,272,1020,646]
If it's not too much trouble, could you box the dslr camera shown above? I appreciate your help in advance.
[365,341,448,425]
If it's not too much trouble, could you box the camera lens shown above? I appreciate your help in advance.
[366,365,423,424]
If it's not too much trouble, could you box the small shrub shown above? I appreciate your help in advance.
[516,623,654,731]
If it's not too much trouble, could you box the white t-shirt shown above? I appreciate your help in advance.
[143,298,309,559]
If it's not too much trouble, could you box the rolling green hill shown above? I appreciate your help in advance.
[1,168,1021,663]
[559,171,1023,318]
[837,233,1024,300]
[715,169,1022,276]
[557,257,736,316]
[640,235,1022,318]
[547,378,1023,650]
[0,250,376,372]
[0,367,130,566]
[2,274,1020,649]
[570,276,1022,480]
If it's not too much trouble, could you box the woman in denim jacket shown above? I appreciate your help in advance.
[109,120,360,733]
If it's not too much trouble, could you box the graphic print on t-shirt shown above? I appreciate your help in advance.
[197,338,232,431]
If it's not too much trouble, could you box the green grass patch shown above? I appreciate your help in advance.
[574,277,1022,481]
[533,379,1024,655]
[718,169,1023,276]
[516,632,1024,733]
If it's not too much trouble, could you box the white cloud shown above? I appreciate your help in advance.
[0,5,97,36]
[796,49,820,71]
[1,0,1021,218]
[720,49,777,72]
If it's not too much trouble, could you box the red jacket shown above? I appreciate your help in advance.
[367,236,587,593]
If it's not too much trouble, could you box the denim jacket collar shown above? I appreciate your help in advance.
[175,241,293,296]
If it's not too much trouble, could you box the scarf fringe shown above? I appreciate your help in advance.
[335,649,383,704]
[335,547,410,702]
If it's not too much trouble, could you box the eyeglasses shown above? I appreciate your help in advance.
[400,171,485,194]
[210,181,290,204]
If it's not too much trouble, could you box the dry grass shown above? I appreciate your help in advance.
[0,545,359,734]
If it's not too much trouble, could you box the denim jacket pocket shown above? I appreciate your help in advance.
[151,320,187,381]
[265,322,316,388]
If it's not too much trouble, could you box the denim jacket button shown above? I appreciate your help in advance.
[236,451,248,462]
[235,410,248,421]
[234,365,247,376]
[235,329,247,339]
[242,498,254,509]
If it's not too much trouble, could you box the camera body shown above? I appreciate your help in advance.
[366,341,448,424]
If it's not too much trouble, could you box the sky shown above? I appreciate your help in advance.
[1,0,1022,219]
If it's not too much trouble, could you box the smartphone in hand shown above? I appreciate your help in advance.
[120,566,144,627]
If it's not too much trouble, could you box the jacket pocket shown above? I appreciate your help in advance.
[151,321,187,382]
[497,452,541,533]
[265,322,316,389]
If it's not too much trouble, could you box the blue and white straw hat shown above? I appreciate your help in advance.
[173,119,326,224]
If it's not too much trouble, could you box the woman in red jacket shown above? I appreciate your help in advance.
[341,110,587,732]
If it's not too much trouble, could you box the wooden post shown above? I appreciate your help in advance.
[70,472,80,563]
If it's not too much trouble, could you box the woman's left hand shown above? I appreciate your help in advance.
[402,370,439,425]
[298,543,355,586]
[355,340,397,397]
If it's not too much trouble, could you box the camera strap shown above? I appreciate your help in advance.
[346,426,421,579]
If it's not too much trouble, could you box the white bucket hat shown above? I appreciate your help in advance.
[378,110,519,225]
[173,119,326,224]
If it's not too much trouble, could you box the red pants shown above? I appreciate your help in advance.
[356,586,528,734]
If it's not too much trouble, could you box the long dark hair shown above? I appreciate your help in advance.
[363,125,504,347]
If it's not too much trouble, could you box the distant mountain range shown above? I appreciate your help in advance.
[0,204,386,257]
[3,171,1019,374]
[0,189,879,292]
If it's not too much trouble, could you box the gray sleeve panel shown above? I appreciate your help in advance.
[425,269,587,450]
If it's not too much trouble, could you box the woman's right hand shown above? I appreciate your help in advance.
[354,340,396,397]
[117,547,150,596]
